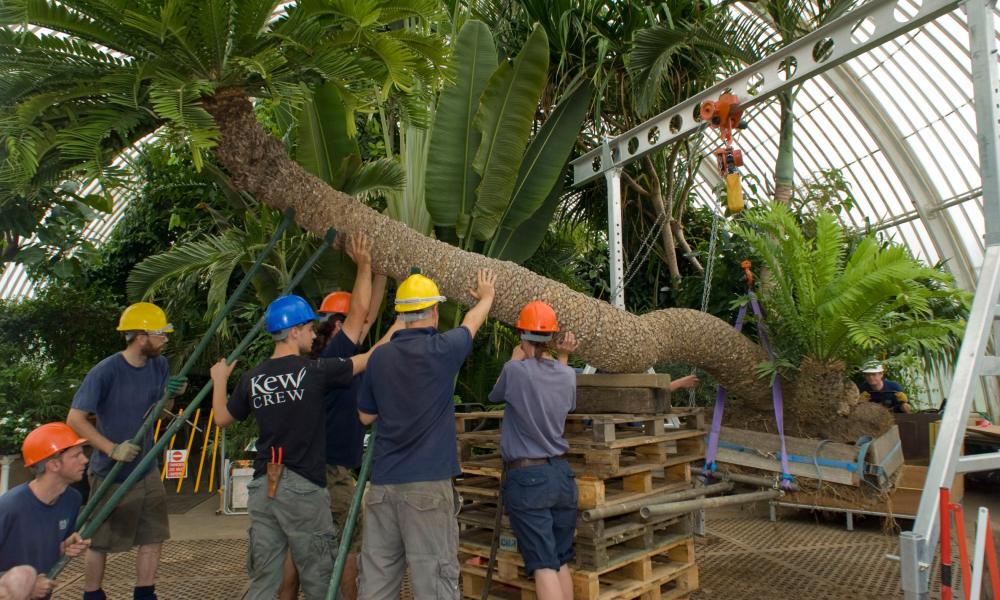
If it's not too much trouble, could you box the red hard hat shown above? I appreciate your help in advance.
[22,423,87,467]
[516,301,559,334]
[319,291,351,315]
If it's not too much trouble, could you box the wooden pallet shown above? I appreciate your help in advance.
[455,411,704,443]
[460,529,697,600]
[457,500,691,571]
[459,461,693,510]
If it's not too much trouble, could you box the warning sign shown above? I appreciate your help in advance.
[165,449,188,479]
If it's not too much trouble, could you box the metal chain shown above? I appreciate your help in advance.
[609,207,667,302]
[689,210,722,407]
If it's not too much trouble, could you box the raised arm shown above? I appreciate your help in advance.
[360,274,387,341]
[341,233,373,344]
[460,269,497,339]
[210,359,238,427]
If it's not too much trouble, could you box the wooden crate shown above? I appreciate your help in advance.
[457,410,704,477]
[715,424,904,488]
[460,529,697,600]
[574,373,674,415]
[777,464,965,518]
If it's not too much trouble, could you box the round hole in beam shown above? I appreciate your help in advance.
[894,0,922,22]
[812,38,834,63]
[851,17,876,45]
[777,56,797,81]
[648,126,660,144]
[627,137,639,154]
[746,72,764,96]
[669,115,682,134]
[692,103,704,123]
[592,156,601,172]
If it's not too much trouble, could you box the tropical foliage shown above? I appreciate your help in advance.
[733,203,969,373]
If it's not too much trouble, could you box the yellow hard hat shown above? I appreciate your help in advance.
[117,302,173,333]
[395,269,446,313]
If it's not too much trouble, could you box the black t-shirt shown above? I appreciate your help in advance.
[321,330,365,469]
[228,355,353,485]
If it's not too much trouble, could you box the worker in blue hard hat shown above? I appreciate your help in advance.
[280,235,387,600]
[209,233,392,600]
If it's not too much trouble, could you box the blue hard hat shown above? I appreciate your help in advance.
[265,295,317,333]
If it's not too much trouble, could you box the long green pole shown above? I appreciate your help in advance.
[325,424,376,600]
[50,228,337,579]
[75,208,296,529]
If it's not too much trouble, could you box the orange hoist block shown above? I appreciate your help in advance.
[701,93,748,213]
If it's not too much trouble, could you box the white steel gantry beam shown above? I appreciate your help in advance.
[569,0,1000,598]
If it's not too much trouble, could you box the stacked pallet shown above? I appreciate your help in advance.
[455,374,704,600]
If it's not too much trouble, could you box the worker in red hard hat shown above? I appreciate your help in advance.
[0,423,92,598]
[489,301,580,600]
[280,237,388,600]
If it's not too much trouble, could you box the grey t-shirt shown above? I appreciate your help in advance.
[489,358,576,461]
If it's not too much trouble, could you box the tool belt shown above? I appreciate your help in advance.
[505,456,564,470]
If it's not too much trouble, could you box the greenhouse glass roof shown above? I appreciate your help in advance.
[1,3,996,301]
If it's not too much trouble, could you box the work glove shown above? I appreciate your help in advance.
[166,375,188,398]
[109,442,140,462]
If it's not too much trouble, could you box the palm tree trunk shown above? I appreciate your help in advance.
[772,91,796,204]
[203,89,774,407]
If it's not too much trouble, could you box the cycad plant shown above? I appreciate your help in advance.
[733,203,968,414]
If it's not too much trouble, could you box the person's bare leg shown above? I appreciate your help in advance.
[0,565,38,600]
[557,565,573,600]
[84,549,107,592]
[533,568,563,600]
[277,550,299,600]
[339,552,359,600]
[135,544,162,587]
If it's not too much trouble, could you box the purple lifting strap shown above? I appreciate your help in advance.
[703,292,794,490]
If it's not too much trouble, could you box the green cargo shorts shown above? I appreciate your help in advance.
[245,468,338,600]
[87,469,170,553]
[358,479,460,600]
[327,464,361,553]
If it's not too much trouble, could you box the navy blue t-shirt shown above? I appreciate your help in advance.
[321,330,365,469]
[358,326,473,485]
[71,353,169,482]
[859,379,908,412]
[227,355,354,486]
[0,483,81,574]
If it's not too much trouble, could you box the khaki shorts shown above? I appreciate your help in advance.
[326,465,362,553]
[88,469,170,553]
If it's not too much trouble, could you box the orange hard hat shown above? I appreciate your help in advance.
[22,423,87,467]
[516,301,559,336]
[319,291,351,315]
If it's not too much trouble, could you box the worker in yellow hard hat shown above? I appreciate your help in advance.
[0,423,92,598]
[357,267,497,598]
[66,302,187,600]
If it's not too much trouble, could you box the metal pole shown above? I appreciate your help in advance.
[971,507,990,600]
[640,489,781,519]
[603,140,625,310]
[50,228,337,579]
[581,481,733,522]
[325,424,376,600]
[694,467,798,491]
[75,208,295,528]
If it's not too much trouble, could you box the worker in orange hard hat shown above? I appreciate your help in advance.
[489,301,581,600]
[280,234,388,600]
[66,302,187,600]
[0,423,92,598]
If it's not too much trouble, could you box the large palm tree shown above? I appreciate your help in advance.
[1,0,897,433]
